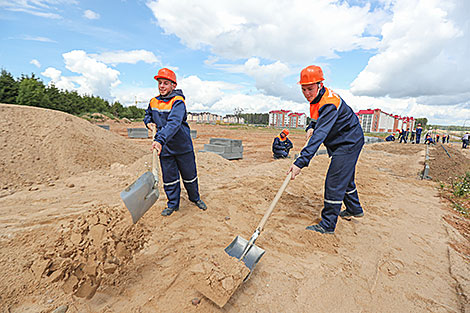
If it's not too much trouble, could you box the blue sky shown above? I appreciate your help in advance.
[1,0,469,125]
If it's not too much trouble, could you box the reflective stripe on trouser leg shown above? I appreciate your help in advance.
[319,148,362,232]
[342,169,363,215]
[160,155,181,209]
[175,151,200,202]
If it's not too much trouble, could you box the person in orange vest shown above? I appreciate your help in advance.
[272,129,293,159]
[144,68,207,216]
[385,133,396,141]
[288,65,364,234]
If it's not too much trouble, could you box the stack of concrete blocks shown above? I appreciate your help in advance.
[190,129,197,139]
[364,136,383,144]
[127,128,149,138]
[97,124,110,130]
[202,138,243,160]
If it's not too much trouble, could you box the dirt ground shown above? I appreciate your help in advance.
[1,103,469,313]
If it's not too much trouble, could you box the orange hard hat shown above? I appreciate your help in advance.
[418,123,421,126]
[154,68,177,84]
[282,129,289,136]
[298,65,324,85]
[392,133,395,135]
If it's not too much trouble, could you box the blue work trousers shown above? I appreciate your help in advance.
[416,134,421,144]
[160,151,200,209]
[319,148,363,232]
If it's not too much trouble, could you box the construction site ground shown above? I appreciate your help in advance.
[0,103,469,313]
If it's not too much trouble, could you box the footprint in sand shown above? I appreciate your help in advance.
[379,259,404,277]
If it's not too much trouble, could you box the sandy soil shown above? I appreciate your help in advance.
[0,104,469,313]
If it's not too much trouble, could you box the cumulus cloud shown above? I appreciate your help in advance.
[0,0,77,19]
[83,9,100,20]
[351,0,470,101]
[30,59,41,68]
[42,50,120,98]
[91,50,160,65]
[147,0,386,63]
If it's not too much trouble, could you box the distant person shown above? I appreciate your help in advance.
[385,133,396,141]
[425,134,434,145]
[287,65,364,234]
[399,128,408,143]
[447,134,450,143]
[396,129,402,141]
[442,134,446,144]
[415,123,423,144]
[462,133,469,149]
[272,129,293,159]
[144,68,207,216]
[410,129,415,143]
[436,134,440,143]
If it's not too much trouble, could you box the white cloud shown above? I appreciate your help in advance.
[91,50,160,65]
[21,35,56,43]
[0,0,77,19]
[30,59,41,68]
[83,9,100,20]
[41,50,120,98]
[351,0,470,102]
[147,0,386,63]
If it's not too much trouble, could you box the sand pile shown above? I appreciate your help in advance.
[428,144,470,183]
[31,206,149,299]
[0,104,147,189]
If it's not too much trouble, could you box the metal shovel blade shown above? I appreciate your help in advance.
[225,236,265,272]
[120,171,159,224]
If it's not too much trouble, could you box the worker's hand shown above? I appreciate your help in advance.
[152,141,162,156]
[147,123,157,132]
[306,128,314,140]
[287,164,301,180]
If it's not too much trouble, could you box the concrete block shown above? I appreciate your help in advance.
[209,138,233,146]
[97,124,110,130]
[203,144,231,154]
[127,128,149,138]
[190,129,197,139]
[364,136,383,144]
[221,152,243,160]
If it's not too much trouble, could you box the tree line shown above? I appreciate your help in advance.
[0,69,145,119]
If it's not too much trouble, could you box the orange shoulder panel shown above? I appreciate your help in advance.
[150,95,185,111]
[309,87,341,120]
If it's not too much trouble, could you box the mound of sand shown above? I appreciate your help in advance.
[0,104,147,189]
[428,144,470,183]
[32,206,149,299]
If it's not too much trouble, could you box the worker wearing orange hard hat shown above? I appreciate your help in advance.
[272,128,293,159]
[144,68,207,216]
[287,65,365,234]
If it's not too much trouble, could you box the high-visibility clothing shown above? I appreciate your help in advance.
[144,89,193,157]
[293,86,364,232]
[294,87,364,168]
[272,135,293,158]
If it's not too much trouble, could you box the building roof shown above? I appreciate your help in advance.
[357,109,374,114]
[288,112,306,117]
[269,109,292,114]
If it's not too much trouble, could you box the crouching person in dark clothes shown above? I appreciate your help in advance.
[144,68,207,216]
[272,129,293,159]
[287,65,364,234]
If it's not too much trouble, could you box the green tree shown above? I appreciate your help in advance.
[0,69,19,104]
[16,74,46,107]
[415,117,428,128]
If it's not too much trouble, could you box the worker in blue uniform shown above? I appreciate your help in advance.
[272,129,293,159]
[385,133,396,141]
[144,68,207,216]
[415,124,423,144]
[288,65,364,234]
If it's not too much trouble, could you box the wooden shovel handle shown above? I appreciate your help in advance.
[256,136,312,232]
[151,127,158,173]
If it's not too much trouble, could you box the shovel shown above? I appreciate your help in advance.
[225,137,311,274]
[120,127,160,224]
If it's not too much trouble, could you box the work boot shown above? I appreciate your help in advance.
[339,210,364,218]
[161,207,179,216]
[194,199,207,211]
[306,224,334,234]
